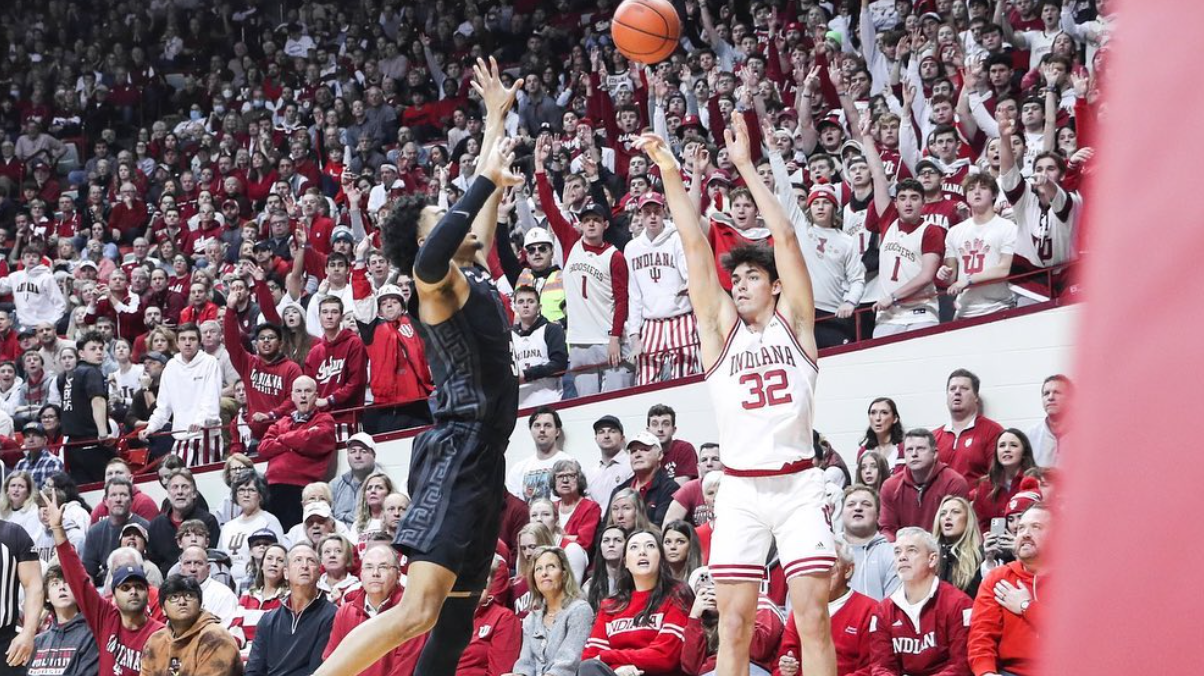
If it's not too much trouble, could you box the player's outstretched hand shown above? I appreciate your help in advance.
[479,137,525,188]
[472,57,522,117]
[724,111,753,169]
[633,133,677,170]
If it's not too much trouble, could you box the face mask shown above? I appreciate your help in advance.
[252,99,265,108]
[222,88,234,99]
[190,110,203,121]
[214,105,226,115]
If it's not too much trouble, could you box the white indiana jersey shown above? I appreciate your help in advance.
[1001,167,1078,268]
[878,219,942,325]
[512,323,563,407]
[844,202,882,303]
[705,312,818,473]
[564,241,623,345]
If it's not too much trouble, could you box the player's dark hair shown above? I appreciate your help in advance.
[895,178,925,198]
[381,193,431,275]
[513,285,540,301]
[76,330,106,353]
[808,153,837,173]
[903,428,938,451]
[661,521,703,583]
[605,529,693,624]
[159,574,203,607]
[647,404,677,426]
[529,406,562,430]
[47,472,91,512]
[948,368,982,394]
[986,429,1037,500]
[722,243,778,282]
[986,53,1014,72]
[326,251,350,268]
[587,525,629,611]
[860,397,905,448]
[318,295,344,312]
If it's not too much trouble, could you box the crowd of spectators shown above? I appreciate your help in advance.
[0,0,1102,673]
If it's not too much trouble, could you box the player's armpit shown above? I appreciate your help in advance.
[415,268,470,323]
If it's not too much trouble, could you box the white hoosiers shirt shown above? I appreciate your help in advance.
[800,224,866,313]
[1000,167,1078,268]
[876,211,945,326]
[946,215,1018,318]
[564,241,624,345]
[623,224,691,337]
[705,312,818,473]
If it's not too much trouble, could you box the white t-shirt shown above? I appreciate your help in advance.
[506,450,572,501]
[945,215,1018,318]
[218,510,285,582]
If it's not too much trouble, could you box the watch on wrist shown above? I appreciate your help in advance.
[1020,600,1031,614]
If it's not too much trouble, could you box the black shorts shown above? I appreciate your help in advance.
[393,422,507,593]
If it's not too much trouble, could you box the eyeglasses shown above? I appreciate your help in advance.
[360,565,397,574]
[166,593,198,604]
[554,473,577,481]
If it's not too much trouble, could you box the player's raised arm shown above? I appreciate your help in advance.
[723,111,818,356]
[634,133,735,347]
[468,57,523,264]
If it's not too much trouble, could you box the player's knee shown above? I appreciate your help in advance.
[793,600,831,641]
[717,606,755,645]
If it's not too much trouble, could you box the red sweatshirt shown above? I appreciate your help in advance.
[879,462,970,540]
[257,409,337,487]
[966,562,1043,676]
[304,328,367,417]
[324,586,428,675]
[684,594,783,675]
[775,591,876,676]
[869,579,973,676]
[582,588,691,676]
[223,309,303,437]
[456,597,522,676]
[969,474,1026,534]
[57,541,164,676]
[561,498,602,552]
[932,416,1005,485]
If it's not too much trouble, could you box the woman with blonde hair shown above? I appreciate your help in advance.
[932,495,984,597]
[603,488,653,533]
[215,453,257,525]
[318,533,361,604]
[349,471,394,543]
[511,523,558,616]
[527,498,588,582]
[146,326,178,356]
[0,471,41,540]
[506,546,595,676]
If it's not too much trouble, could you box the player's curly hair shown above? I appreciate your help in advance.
[722,242,778,282]
[380,193,431,274]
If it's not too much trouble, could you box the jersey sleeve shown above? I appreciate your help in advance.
[920,225,947,257]
[609,251,629,339]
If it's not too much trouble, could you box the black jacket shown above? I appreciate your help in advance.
[245,593,337,676]
[612,468,679,527]
[147,503,221,576]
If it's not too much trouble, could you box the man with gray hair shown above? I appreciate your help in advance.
[246,544,337,676]
[777,538,878,676]
[867,527,973,675]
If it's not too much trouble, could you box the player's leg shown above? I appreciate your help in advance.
[714,580,761,676]
[411,592,481,675]
[785,574,837,676]
[313,560,457,676]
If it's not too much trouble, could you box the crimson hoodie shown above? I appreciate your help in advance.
[775,590,876,676]
[57,540,164,676]
[868,578,972,676]
[257,409,337,487]
[582,587,691,676]
[683,594,783,675]
[223,308,303,437]
[879,462,970,540]
[967,562,1044,676]
[304,327,367,419]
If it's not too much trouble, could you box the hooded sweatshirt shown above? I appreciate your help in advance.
[879,462,971,540]
[0,261,67,328]
[222,308,303,437]
[145,351,223,440]
[29,612,100,676]
[303,327,367,418]
[139,611,244,676]
[848,533,903,601]
[966,561,1044,676]
[623,223,692,337]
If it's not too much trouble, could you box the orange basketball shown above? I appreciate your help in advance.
[612,0,682,65]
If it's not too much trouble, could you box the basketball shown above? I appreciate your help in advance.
[612,0,681,65]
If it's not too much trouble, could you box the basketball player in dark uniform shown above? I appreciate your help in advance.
[315,58,524,676]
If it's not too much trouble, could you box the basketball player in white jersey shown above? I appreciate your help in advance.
[637,113,838,676]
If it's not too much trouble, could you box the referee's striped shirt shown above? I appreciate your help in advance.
[0,520,37,631]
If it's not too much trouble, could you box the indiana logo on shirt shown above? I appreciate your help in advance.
[478,624,492,638]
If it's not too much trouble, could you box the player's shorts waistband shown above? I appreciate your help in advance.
[723,458,815,478]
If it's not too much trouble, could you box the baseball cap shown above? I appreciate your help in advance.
[915,157,944,175]
[578,202,608,220]
[778,108,799,121]
[523,227,554,248]
[120,523,149,541]
[637,192,665,210]
[707,169,732,186]
[248,528,278,545]
[21,422,46,437]
[111,565,149,587]
[816,113,843,130]
[375,285,405,304]
[346,431,377,453]
[331,226,355,243]
[303,501,333,522]
[785,21,804,32]
[921,11,943,22]
[593,415,624,434]
[221,198,240,210]
[142,351,169,365]
[77,260,98,270]
[626,431,661,450]
[677,114,705,139]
